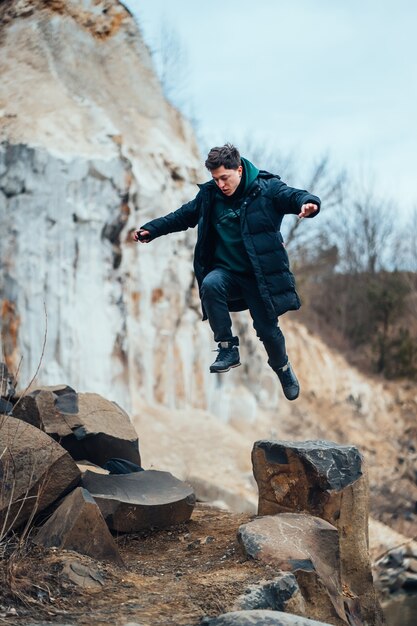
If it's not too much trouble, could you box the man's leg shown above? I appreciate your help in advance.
[240,277,299,400]
[200,268,240,341]
[240,278,287,368]
[200,268,241,373]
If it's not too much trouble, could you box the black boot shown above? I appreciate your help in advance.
[210,337,241,373]
[276,361,299,400]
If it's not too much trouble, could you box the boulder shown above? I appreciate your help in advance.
[81,469,195,532]
[200,610,334,625]
[0,398,13,414]
[0,416,80,531]
[12,388,141,467]
[233,572,305,614]
[252,440,384,626]
[238,514,347,626]
[34,487,123,566]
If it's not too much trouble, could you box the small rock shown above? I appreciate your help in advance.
[406,557,417,573]
[0,398,13,414]
[62,558,104,591]
[402,571,417,590]
[34,487,124,566]
[233,572,305,613]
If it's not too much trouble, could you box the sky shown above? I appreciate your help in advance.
[124,1,416,215]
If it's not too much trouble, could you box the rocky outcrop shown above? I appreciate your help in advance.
[34,486,124,566]
[0,0,208,414]
[1,378,197,579]
[81,468,195,532]
[201,610,334,625]
[0,415,80,531]
[238,514,347,626]
[374,541,417,595]
[251,440,383,625]
[13,387,141,466]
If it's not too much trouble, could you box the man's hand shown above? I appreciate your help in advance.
[298,203,319,219]
[133,228,151,243]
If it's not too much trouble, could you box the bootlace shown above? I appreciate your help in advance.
[279,363,295,386]
[212,346,236,361]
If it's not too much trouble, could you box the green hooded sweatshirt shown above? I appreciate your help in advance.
[211,157,259,274]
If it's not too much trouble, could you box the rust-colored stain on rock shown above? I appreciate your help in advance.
[1,299,20,372]
[151,288,164,304]
[0,1,129,41]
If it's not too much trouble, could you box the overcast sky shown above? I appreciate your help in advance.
[124,1,416,214]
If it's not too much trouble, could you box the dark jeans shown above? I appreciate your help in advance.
[200,267,287,370]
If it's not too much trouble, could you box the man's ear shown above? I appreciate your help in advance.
[238,165,243,176]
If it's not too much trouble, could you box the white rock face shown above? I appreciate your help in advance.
[0,0,210,412]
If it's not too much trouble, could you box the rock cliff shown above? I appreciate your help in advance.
[0,0,208,412]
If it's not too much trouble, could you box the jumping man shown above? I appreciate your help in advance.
[134,144,320,400]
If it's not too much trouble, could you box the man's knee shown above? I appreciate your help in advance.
[201,272,225,297]
[256,324,284,344]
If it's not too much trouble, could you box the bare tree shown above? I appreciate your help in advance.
[335,185,395,274]
[404,207,417,272]
[285,155,345,249]
[152,19,192,118]
[236,139,346,256]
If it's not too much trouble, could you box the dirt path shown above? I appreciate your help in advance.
[0,505,272,626]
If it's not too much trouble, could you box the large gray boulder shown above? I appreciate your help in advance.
[238,514,347,626]
[0,415,80,531]
[201,610,334,625]
[81,469,195,532]
[13,388,141,467]
[252,440,384,626]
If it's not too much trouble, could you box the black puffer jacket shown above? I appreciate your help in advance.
[141,171,320,319]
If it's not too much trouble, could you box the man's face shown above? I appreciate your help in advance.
[210,165,243,196]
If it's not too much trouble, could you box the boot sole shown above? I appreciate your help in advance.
[284,389,300,401]
[210,362,241,374]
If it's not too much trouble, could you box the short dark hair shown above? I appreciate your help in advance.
[205,143,241,171]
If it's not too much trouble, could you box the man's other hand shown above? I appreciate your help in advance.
[298,203,319,218]
[133,229,151,243]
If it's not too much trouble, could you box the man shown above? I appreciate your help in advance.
[134,144,320,400]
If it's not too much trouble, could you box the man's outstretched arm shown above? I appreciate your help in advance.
[133,194,200,244]
[270,179,321,218]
